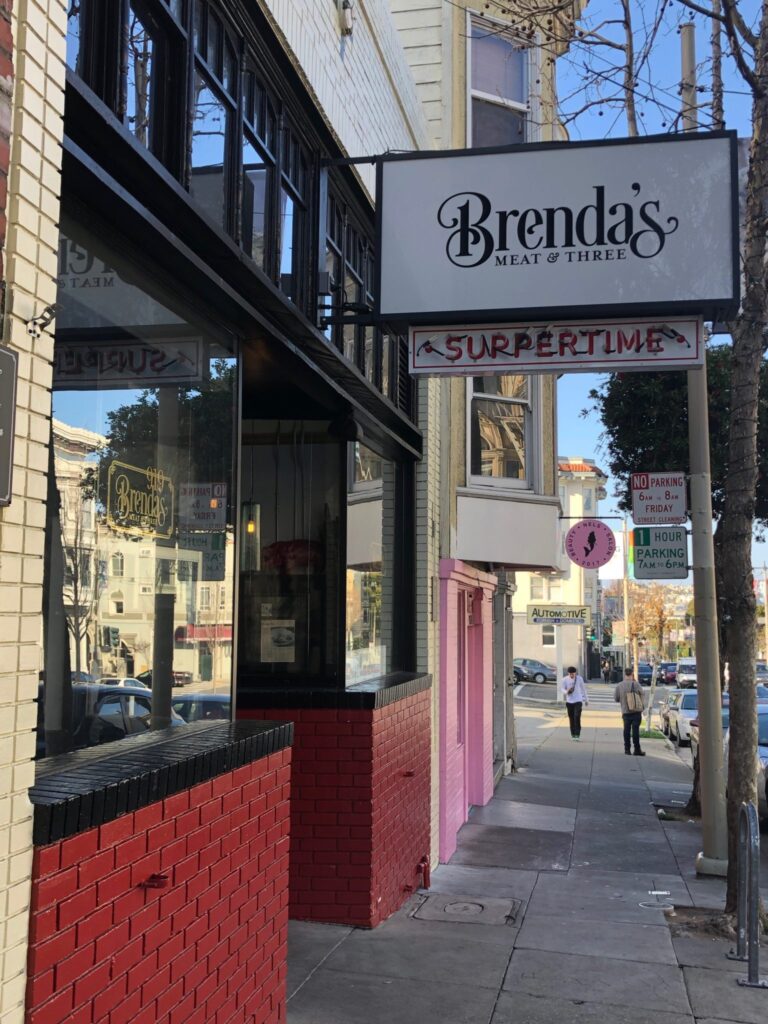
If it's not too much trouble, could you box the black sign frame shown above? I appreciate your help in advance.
[0,346,18,507]
[375,130,741,327]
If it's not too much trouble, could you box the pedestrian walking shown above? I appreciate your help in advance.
[614,667,646,756]
[602,657,611,684]
[562,666,588,740]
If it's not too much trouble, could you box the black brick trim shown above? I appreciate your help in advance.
[236,672,432,711]
[31,721,293,847]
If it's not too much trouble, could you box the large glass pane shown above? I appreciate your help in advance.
[191,74,229,229]
[238,422,341,684]
[346,445,394,684]
[471,396,527,479]
[473,375,528,400]
[42,220,238,758]
[127,4,155,148]
[66,0,83,75]
[279,188,301,300]
[242,135,268,269]
[471,22,526,103]
[472,97,525,147]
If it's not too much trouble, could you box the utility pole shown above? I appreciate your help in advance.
[682,23,728,877]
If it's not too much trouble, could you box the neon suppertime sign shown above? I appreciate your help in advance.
[409,317,703,375]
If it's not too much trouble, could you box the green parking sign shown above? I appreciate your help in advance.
[633,527,688,579]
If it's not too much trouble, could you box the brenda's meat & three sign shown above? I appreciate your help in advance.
[378,132,738,325]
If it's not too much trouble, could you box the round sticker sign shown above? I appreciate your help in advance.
[565,519,616,569]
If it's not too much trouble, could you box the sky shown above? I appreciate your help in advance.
[553,1,768,574]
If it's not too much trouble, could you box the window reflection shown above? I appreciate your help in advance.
[471,397,527,479]
[66,1,83,74]
[346,444,393,684]
[42,219,237,758]
[127,4,155,148]
[191,75,228,229]
[279,189,296,297]
[242,136,267,269]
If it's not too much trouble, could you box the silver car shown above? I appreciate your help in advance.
[676,660,697,688]
[723,704,768,821]
[667,689,698,747]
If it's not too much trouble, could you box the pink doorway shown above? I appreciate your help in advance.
[439,560,497,863]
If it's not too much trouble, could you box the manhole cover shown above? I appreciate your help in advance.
[412,894,521,926]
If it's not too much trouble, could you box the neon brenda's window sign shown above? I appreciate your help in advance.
[409,317,703,376]
[106,461,175,539]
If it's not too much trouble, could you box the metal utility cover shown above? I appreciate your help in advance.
[413,894,521,926]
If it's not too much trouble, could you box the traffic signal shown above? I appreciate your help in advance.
[108,626,120,648]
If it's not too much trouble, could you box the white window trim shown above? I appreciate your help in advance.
[466,10,539,147]
[465,375,543,493]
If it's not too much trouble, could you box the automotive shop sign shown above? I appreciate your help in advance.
[378,132,738,326]
[527,605,592,626]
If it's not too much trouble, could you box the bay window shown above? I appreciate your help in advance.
[469,375,532,485]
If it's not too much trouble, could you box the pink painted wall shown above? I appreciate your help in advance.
[439,560,497,863]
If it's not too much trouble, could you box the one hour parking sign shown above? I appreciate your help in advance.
[631,472,687,525]
[633,527,689,579]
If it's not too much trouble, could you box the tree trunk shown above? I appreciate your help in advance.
[720,7,768,913]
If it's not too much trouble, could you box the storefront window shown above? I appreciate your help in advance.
[238,422,341,684]
[346,445,394,684]
[127,3,156,149]
[42,218,238,758]
[191,74,229,229]
[470,375,531,483]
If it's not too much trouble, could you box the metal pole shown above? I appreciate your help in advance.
[763,565,768,662]
[682,24,728,876]
[727,803,768,987]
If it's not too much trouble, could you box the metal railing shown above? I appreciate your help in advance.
[726,802,768,989]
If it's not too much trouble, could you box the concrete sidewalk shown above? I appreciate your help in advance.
[286,706,768,1024]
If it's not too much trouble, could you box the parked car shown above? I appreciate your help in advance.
[657,662,677,685]
[36,683,186,758]
[724,703,768,822]
[667,689,699,746]
[658,689,682,736]
[756,663,768,684]
[70,671,96,683]
[171,693,231,722]
[675,659,697,688]
[513,658,557,684]
[97,676,150,689]
[513,664,528,683]
[689,700,730,765]
[636,662,653,686]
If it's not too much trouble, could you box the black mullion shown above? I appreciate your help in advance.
[231,34,246,246]
[117,0,130,120]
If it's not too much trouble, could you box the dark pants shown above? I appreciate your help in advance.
[623,711,643,753]
[567,701,582,737]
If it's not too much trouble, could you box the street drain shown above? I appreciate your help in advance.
[412,894,521,926]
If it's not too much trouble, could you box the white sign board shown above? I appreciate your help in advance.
[378,133,738,323]
[633,527,688,579]
[631,472,687,525]
[527,604,591,626]
[179,483,227,531]
[410,318,702,375]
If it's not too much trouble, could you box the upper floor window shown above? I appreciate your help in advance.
[470,375,531,485]
[469,19,527,146]
[111,552,125,578]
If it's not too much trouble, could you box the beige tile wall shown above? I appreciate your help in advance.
[0,1,65,1020]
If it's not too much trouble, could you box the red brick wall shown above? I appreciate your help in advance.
[241,689,430,928]
[26,749,291,1024]
[0,0,12,283]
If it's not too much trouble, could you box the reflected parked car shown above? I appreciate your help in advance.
[135,670,193,688]
[171,693,231,722]
[36,683,186,758]
[513,658,557,683]
[97,676,150,689]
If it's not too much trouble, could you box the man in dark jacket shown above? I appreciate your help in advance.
[614,667,646,756]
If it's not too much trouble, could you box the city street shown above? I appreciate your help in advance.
[286,703,767,1024]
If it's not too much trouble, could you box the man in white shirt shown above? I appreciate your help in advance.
[561,666,588,741]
